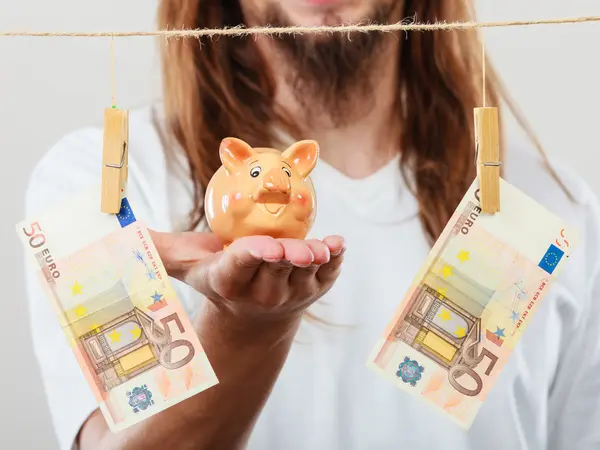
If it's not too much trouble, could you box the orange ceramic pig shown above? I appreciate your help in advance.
[204,137,319,246]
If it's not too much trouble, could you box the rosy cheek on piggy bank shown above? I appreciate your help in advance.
[229,192,251,213]
[292,192,312,219]
[294,192,308,208]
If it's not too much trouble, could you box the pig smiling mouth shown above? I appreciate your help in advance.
[255,189,289,215]
[261,203,285,215]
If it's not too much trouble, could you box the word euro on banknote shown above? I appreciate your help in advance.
[367,178,578,428]
[17,186,218,432]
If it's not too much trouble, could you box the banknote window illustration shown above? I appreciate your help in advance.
[393,284,481,371]
[80,308,164,391]
[64,281,184,392]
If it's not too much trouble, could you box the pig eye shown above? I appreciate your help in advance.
[250,167,261,178]
[283,167,292,177]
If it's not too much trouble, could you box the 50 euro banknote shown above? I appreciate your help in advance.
[367,178,578,428]
[17,186,218,432]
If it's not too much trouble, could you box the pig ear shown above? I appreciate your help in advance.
[281,140,319,178]
[219,137,255,170]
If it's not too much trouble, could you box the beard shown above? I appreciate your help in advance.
[262,3,398,128]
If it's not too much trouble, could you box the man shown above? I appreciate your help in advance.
[25,0,600,449]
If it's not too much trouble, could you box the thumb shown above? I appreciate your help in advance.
[149,230,224,282]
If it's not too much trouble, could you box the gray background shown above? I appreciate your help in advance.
[2,0,599,448]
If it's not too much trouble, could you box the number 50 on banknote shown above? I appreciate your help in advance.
[367,178,578,428]
[17,186,218,432]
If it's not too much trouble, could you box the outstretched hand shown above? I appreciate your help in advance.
[151,231,345,324]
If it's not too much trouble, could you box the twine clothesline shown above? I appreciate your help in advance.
[1,15,600,38]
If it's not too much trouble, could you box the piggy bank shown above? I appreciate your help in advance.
[204,137,319,245]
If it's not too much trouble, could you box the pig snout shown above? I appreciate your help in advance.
[255,168,291,203]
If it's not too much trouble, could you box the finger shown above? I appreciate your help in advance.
[322,235,345,257]
[288,239,329,287]
[254,238,313,294]
[304,239,330,265]
[149,230,224,281]
[252,259,294,306]
[186,235,284,299]
[316,247,345,285]
[254,239,300,282]
[253,239,314,306]
[213,235,284,282]
[277,238,315,267]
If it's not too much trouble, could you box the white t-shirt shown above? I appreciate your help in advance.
[24,106,600,450]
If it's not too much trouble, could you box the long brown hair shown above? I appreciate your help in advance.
[157,0,565,243]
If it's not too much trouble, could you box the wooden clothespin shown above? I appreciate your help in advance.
[101,107,129,213]
[474,107,500,214]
